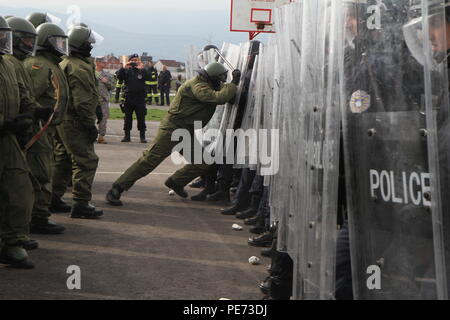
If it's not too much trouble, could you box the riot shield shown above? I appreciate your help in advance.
[340,0,450,299]
[288,0,341,300]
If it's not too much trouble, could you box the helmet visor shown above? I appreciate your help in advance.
[46,13,62,26]
[48,35,69,56]
[0,29,13,55]
[15,31,37,56]
[87,29,104,46]
[403,11,447,68]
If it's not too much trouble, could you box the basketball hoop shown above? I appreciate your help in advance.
[230,0,292,40]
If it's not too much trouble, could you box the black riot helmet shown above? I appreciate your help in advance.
[0,16,13,55]
[68,26,103,57]
[36,23,68,57]
[6,17,37,57]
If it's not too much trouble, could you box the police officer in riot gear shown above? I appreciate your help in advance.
[60,26,103,219]
[5,18,66,235]
[0,15,35,269]
[115,54,151,143]
[106,62,241,206]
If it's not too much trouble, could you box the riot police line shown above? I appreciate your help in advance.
[184,0,450,300]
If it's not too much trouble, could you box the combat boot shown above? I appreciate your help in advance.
[191,187,216,201]
[106,185,124,206]
[248,231,274,248]
[30,218,65,235]
[206,182,230,202]
[71,203,103,219]
[121,131,131,142]
[140,131,147,143]
[165,177,188,198]
[23,240,39,251]
[0,245,35,269]
[189,177,206,189]
[236,195,261,219]
[49,194,72,213]
[259,276,272,295]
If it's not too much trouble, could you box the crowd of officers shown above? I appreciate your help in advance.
[0,10,243,271]
[0,12,104,269]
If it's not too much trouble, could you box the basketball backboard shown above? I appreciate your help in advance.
[230,0,292,39]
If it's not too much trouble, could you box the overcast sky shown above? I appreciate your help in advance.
[6,0,229,11]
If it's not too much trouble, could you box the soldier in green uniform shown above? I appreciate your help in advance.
[60,26,103,219]
[15,18,68,234]
[106,62,241,206]
[26,23,73,215]
[0,16,35,269]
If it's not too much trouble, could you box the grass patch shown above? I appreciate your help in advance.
[109,108,168,122]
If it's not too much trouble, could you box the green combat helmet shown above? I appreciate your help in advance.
[36,23,68,57]
[203,62,229,82]
[68,26,103,57]
[26,12,60,28]
[0,16,13,55]
[6,17,37,57]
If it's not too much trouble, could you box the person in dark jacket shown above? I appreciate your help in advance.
[158,65,172,106]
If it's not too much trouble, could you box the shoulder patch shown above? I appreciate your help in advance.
[32,65,41,70]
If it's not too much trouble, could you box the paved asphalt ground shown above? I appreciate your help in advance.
[0,120,269,300]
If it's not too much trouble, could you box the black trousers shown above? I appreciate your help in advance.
[335,220,353,300]
[160,86,170,106]
[124,95,146,132]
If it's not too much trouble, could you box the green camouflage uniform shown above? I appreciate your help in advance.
[0,55,35,245]
[113,74,236,191]
[59,53,100,206]
[24,52,71,203]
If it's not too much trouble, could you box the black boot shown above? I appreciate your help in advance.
[49,194,71,213]
[0,245,35,269]
[121,130,131,142]
[165,177,188,198]
[23,240,39,251]
[259,276,272,295]
[71,203,103,219]
[30,218,65,234]
[221,202,248,216]
[207,181,230,202]
[250,218,267,235]
[248,231,274,248]
[236,195,261,219]
[189,177,206,189]
[106,185,124,206]
[140,131,147,143]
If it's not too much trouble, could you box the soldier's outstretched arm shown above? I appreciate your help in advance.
[191,82,237,105]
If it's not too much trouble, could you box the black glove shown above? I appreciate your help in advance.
[4,114,34,135]
[231,69,242,85]
[86,126,99,143]
[119,103,125,113]
[96,105,103,125]
[34,106,54,122]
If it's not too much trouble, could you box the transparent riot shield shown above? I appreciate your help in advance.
[339,0,450,299]
[289,0,341,300]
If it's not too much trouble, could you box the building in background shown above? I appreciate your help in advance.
[154,59,186,79]
[95,54,122,74]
